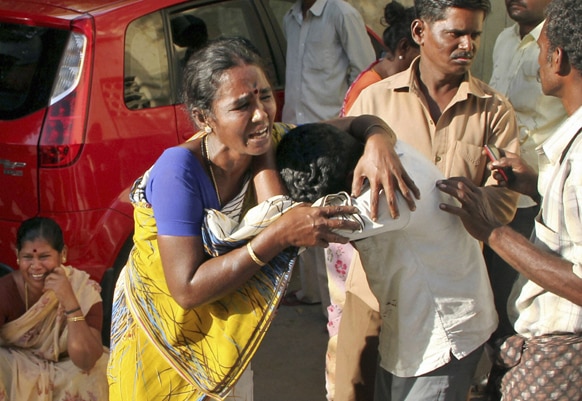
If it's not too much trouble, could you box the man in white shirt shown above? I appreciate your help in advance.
[282,0,375,124]
[277,123,497,401]
[486,0,567,344]
[438,1,582,398]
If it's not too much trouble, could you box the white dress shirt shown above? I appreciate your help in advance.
[316,141,497,377]
[282,0,375,124]
[489,22,567,207]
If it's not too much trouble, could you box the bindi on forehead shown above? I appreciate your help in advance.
[253,88,259,95]
[33,249,37,253]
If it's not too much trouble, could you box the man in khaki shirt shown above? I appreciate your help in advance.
[335,0,520,400]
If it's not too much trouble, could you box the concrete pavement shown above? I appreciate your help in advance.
[253,271,329,401]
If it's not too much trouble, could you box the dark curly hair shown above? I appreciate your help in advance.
[414,0,491,23]
[382,1,418,54]
[181,36,268,119]
[16,217,65,253]
[545,0,582,72]
[276,123,364,203]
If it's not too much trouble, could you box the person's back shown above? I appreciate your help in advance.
[277,124,497,398]
[341,141,496,377]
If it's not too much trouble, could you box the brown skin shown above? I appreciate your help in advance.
[437,22,582,306]
[505,0,551,38]
[158,63,419,309]
[373,39,420,80]
[411,7,484,122]
[411,6,518,224]
[13,239,103,371]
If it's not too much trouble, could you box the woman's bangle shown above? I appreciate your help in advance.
[64,306,81,315]
[67,316,85,323]
[246,242,266,267]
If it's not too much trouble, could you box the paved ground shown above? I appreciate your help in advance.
[253,270,329,401]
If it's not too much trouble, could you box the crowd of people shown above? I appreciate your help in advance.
[1,0,580,400]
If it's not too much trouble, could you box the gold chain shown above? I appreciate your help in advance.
[202,135,222,206]
[24,281,29,311]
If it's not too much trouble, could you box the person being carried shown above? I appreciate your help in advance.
[276,122,497,401]
[0,217,109,401]
[324,2,419,398]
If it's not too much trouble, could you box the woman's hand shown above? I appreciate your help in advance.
[43,266,104,370]
[160,204,361,308]
[268,204,361,248]
[43,266,79,311]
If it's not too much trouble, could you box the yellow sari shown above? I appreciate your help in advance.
[108,124,299,401]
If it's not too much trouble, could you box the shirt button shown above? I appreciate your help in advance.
[435,155,441,162]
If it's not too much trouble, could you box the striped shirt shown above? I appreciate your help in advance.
[509,106,582,338]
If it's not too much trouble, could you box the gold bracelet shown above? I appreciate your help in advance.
[67,316,85,323]
[246,242,266,267]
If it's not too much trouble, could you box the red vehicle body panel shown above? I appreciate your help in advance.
[0,0,379,283]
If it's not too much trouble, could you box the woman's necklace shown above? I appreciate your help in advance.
[24,281,29,311]
[202,135,222,206]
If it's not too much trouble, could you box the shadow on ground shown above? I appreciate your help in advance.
[253,271,329,401]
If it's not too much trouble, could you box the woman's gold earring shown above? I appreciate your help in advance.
[205,126,212,134]
[16,258,19,265]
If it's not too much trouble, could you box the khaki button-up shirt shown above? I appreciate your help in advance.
[348,57,519,223]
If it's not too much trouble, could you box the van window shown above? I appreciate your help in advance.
[170,0,282,91]
[124,12,171,110]
[0,23,68,119]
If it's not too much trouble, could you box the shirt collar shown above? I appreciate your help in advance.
[528,20,544,41]
[309,0,327,16]
[396,56,491,100]
[291,0,327,18]
[540,106,582,163]
[511,20,544,46]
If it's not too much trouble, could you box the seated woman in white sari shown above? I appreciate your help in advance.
[0,217,109,401]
